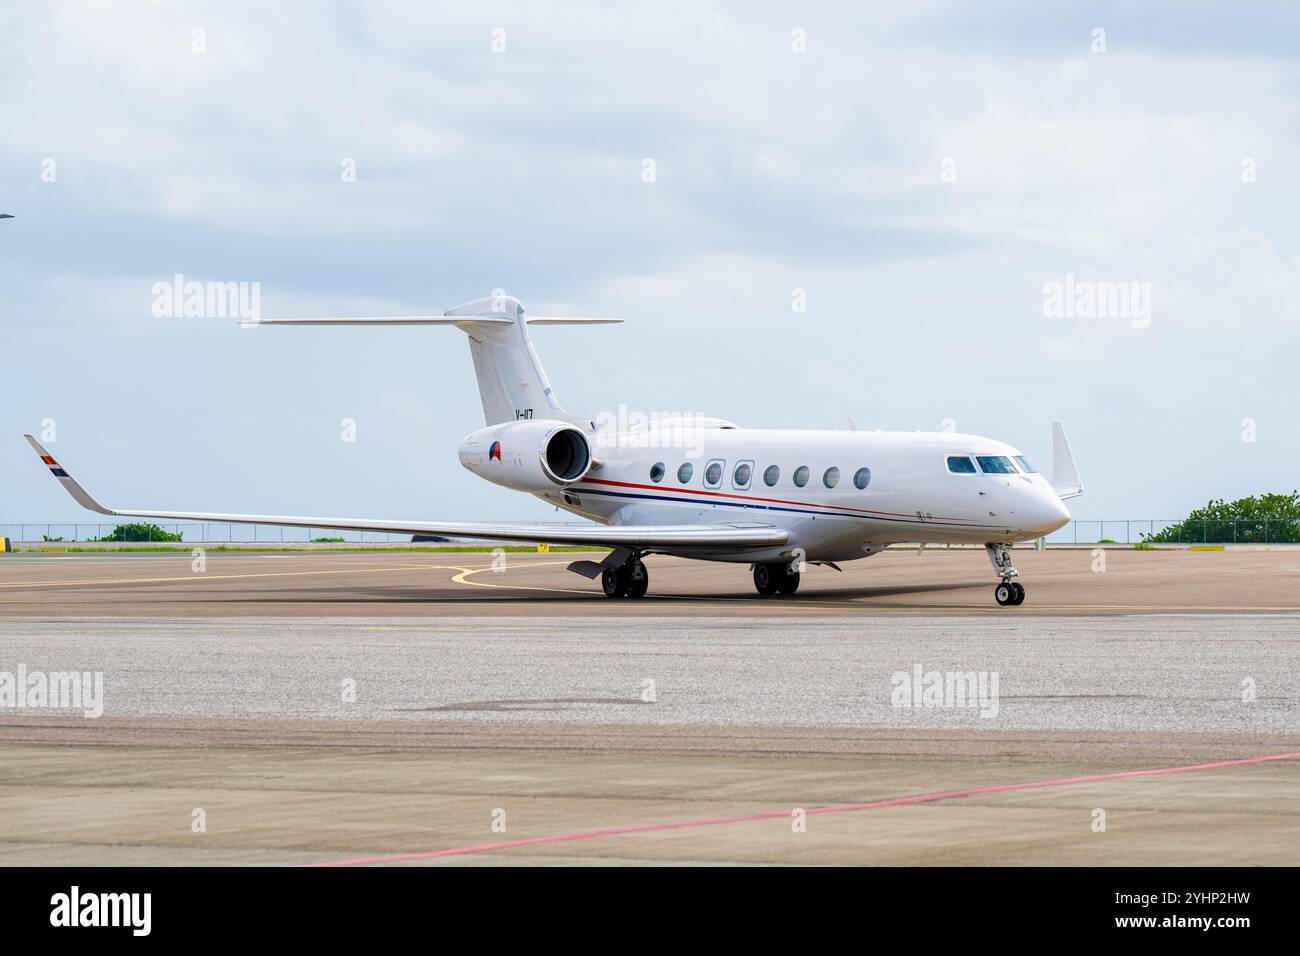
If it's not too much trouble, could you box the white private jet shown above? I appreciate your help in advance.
[25,294,1081,606]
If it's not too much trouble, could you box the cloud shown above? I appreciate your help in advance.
[3,1,1298,521]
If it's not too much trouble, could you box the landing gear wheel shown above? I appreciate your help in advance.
[1010,581,1025,605]
[754,563,800,596]
[995,582,1015,606]
[625,560,649,598]
[753,563,780,595]
[602,567,628,598]
[603,560,648,599]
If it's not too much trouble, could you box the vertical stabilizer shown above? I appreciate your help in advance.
[448,295,587,427]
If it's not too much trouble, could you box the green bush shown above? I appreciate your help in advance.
[1144,492,1300,544]
[311,537,346,543]
[97,522,183,542]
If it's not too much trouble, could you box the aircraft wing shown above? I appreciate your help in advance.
[22,436,787,550]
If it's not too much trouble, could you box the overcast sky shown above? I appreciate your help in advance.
[3,1,1297,529]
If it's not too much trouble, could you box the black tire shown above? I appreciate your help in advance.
[1011,581,1026,605]
[626,561,649,598]
[753,563,778,595]
[994,582,1014,606]
[776,569,800,595]
[602,567,627,598]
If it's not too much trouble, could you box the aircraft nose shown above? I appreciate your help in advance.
[1012,484,1070,535]
[1027,487,1071,534]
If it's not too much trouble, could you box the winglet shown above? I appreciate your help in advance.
[1051,422,1083,500]
[23,435,115,515]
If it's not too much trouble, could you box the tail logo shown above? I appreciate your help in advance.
[489,440,502,462]
[40,454,69,478]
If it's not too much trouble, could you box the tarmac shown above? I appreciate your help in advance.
[1,546,1298,617]
[0,549,1296,865]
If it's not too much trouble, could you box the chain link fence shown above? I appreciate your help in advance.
[0,522,415,544]
[4,519,1299,546]
[1048,519,1300,544]
[0,522,599,545]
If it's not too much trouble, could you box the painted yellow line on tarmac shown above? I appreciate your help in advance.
[455,564,867,608]
[7,556,1299,615]
[450,564,1300,614]
[0,563,474,590]
[451,564,593,596]
[452,563,977,610]
[455,560,1004,611]
[364,625,562,632]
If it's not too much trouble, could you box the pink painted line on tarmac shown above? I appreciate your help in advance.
[309,751,1300,867]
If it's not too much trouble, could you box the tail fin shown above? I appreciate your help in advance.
[251,294,620,426]
[446,294,612,426]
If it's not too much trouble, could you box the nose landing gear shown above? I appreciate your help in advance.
[986,543,1026,606]
[994,580,1025,606]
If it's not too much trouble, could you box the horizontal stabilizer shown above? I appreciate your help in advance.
[244,316,621,328]
[246,315,500,327]
[244,293,620,426]
[521,317,622,325]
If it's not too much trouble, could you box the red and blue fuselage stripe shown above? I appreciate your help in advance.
[569,478,999,531]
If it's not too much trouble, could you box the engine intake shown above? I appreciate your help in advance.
[541,427,590,482]
[458,419,593,493]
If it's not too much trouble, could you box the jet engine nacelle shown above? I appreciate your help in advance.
[458,419,593,492]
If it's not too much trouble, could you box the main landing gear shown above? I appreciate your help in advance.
[753,562,800,596]
[986,542,1026,606]
[601,557,649,599]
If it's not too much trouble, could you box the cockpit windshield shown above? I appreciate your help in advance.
[976,455,1016,475]
[1014,456,1037,474]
